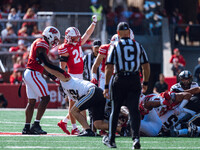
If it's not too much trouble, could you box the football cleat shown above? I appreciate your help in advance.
[102,135,117,148]
[78,129,95,136]
[22,127,31,134]
[57,120,70,135]
[132,138,141,149]
[71,128,80,135]
[30,124,47,134]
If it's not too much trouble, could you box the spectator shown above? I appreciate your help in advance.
[171,58,185,78]
[18,26,28,43]
[0,93,8,108]
[9,40,27,52]
[9,65,23,84]
[13,56,26,71]
[193,57,200,86]
[22,8,37,35]
[169,48,186,67]
[31,25,42,38]
[1,23,17,43]
[8,8,20,34]
[105,6,117,37]
[89,0,103,38]
[129,7,145,34]
[153,73,168,94]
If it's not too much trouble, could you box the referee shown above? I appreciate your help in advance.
[83,40,102,81]
[102,22,150,149]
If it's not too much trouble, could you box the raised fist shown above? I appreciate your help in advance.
[92,15,97,23]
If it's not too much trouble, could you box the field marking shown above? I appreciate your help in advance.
[3,146,200,149]
[1,140,200,144]
[0,108,67,111]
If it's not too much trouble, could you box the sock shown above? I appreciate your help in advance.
[34,120,40,125]
[178,129,188,136]
[63,118,69,123]
[72,124,77,129]
[25,123,30,129]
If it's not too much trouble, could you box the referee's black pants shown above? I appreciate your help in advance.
[109,72,141,142]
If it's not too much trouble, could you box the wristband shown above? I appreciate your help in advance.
[92,22,96,25]
[92,73,97,80]
[143,81,148,86]
[105,85,109,89]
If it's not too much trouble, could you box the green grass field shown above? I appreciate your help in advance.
[1,109,200,150]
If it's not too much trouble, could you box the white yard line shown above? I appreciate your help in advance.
[3,146,200,149]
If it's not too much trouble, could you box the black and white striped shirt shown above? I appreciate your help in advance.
[106,38,149,73]
[83,53,101,81]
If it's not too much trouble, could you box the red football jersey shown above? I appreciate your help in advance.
[27,38,49,74]
[58,41,83,74]
[99,44,110,72]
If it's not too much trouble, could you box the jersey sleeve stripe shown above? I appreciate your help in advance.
[36,43,49,49]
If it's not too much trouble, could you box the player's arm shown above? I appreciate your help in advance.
[173,92,192,115]
[91,53,105,83]
[141,63,150,93]
[144,100,162,110]
[81,15,97,45]
[184,87,200,95]
[37,47,70,80]
[59,53,69,70]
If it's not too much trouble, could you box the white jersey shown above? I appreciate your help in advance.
[60,77,95,101]
[170,82,199,92]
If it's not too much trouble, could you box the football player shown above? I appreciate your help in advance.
[57,15,98,135]
[22,26,68,134]
[170,70,200,113]
[91,28,134,90]
[139,91,192,136]
[38,62,130,137]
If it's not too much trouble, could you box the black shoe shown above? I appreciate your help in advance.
[30,124,47,134]
[170,126,178,137]
[102,135,117,148]
[78,129,95,136]
[120,126,131,137]
[22,127,31,134]
[132,138,141,149]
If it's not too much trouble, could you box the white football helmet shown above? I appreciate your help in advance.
[42,26,60,47]
[65,27,81,46]
[129,28,134,40]
[110,34,119,45]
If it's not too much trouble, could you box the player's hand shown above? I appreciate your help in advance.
[91,78,98,85]
[142,85,148,93]
[103,89,109,99]
[92,15,97,23]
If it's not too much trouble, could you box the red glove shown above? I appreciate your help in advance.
[91,78,98,85]
[63,72,71,78]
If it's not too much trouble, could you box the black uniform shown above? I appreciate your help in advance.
[106,37,149,142]
[83,52,101,81]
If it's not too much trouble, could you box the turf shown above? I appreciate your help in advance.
[0,109,200,150]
